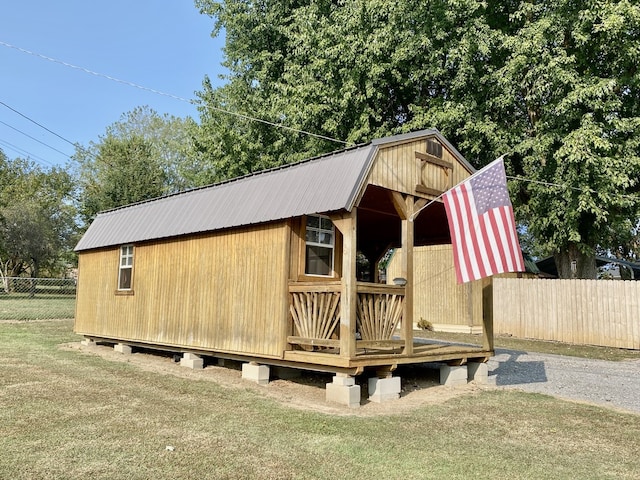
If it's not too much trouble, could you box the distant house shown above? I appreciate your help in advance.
[74,129,494,407]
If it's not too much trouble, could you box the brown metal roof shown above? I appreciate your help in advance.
[75,143,377,251]
[75,129,474,252]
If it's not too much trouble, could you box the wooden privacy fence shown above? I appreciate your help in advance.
[493,277,640,350]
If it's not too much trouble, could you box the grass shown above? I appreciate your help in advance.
[414,329,640,362]
[0,295,76,321]
[1,320,639,479]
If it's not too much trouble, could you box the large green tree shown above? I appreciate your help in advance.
[0,151,77,279]
[194,0,640,278]
[75,134,166,225]
[75,107,212,226]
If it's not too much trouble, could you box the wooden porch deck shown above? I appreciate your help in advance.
[284,338,492,374]
[287,280,492,374]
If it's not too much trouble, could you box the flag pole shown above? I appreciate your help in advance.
[409,154,506,222]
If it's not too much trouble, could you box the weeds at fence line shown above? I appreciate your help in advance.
[0,277,76,320]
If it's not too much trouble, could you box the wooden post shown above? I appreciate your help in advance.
[332,211,357,359]
[482,280,494,351]
[401,196,414,356]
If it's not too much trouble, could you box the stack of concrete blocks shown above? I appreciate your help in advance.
[326,374,361,408]
[181,352,204,370]
[440,361,489,386]
[114,343,132,354]
[368,376,401,403]
[242,362,270,385]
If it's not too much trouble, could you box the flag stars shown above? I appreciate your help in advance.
[470,161,511,215]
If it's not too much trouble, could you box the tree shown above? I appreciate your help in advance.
[194,0,640,278]
[75,133,167,224]
[0,151,77,280]
[102,106,208,191]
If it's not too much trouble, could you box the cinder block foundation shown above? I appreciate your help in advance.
[114,343,132,354]
[81,338,96,347]
[440,364,468,386]
[180,352,204,370]
[326,374,361,408]
[242,362,270,385]
[368,376,401,403]
[467,361,488,384]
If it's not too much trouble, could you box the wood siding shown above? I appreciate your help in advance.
[368,138,471,198]
[75,222,291,357]
[386,245,484,331]
[493,277,640,349]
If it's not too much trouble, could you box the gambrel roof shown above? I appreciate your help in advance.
[75,129,473,251]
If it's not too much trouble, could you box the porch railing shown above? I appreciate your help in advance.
[355,283,405,342]
[288,281,405,350]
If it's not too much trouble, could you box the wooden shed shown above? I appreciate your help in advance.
[74,129,495,406]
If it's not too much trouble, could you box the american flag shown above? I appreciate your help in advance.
[443,157,525,284]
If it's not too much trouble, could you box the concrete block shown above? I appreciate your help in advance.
[326,375,360,408]
[114,343,132,354]
[368,376,401,403]
[180,352,204,370]
[81,338,96,347]
[242,363,270,385]
[440,364,468,387]
[467,361,489,384]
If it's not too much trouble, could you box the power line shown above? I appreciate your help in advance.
[0,119,72,159]
[0,138,57,167]
[0,40,351,146]
[506,175,640,203]
[0,100,78,150]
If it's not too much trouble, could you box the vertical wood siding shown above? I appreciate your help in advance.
[75,222,290,357]
[493,277,640,349]
[386,245,483,330]
[368,139,471,196]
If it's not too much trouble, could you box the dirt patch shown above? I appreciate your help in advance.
[63,341,486,416]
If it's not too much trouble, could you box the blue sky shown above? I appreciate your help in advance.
[0,1,226,168]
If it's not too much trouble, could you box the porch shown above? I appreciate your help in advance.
[285,280,493,373]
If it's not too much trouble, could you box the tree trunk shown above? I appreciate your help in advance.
[554,243,596,279]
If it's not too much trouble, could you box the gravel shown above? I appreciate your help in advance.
[488,348,640,414]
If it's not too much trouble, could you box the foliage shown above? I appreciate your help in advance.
[0,151,77,278]
[75,133,166,224]
[194,0,640,278]
[74,107,206,225]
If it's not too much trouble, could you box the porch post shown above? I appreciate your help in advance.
[332,210,357,358]
[482,279,494,352]
[401,197,414,355]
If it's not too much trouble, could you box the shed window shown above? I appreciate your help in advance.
[305,215,334,276]
[118,245,134,290]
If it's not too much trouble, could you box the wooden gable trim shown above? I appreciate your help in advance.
[415,150,452,196]
[415,151,454,170]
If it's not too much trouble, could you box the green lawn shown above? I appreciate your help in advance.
[0,295,75,320]
[1,319,639,479]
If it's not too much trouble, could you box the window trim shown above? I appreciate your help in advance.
[117,244,134,293]
[304,215,336,277]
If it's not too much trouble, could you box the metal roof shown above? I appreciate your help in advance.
[75,143,377,251]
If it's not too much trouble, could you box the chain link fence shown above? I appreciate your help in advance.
[0,277,76,320]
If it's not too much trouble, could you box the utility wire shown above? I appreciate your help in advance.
[0,120,72,158]
[0,138,57,167]
[0,40,351,147]
[0,100,78,150]
[506,175,640,202]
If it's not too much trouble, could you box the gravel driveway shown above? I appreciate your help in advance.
[488,348,640,414]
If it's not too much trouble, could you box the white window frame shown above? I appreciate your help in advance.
[304,215,335,277]
[118,245,134,291]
